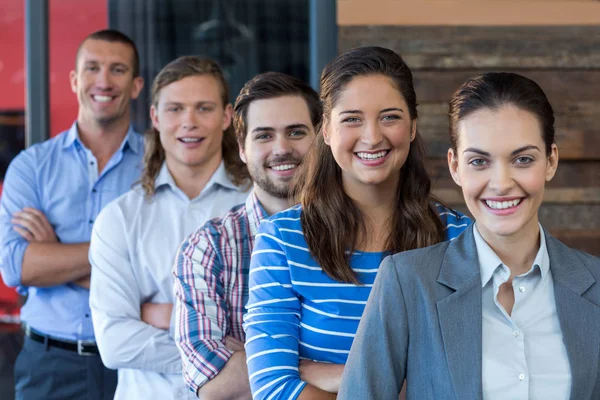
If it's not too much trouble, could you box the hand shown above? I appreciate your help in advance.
[224,335,245,352]
[140,303,173,330]
[12,208,58,242]
[299,360,344,394]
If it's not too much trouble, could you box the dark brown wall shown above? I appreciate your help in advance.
[340,26,600,255]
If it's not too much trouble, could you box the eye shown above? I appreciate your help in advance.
[289,130,306,138]
[342,116,360,124]
[112,66,127,74]
[381,114,400,122]
[85,65,99,72]
[255,133,271,140]
[167,106,181,113]
[198,106,214,112]
[515,156,534,165]
[468,158,488,167]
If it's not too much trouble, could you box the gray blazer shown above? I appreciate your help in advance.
[338,227,600,400]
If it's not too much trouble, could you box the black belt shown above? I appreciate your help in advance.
[24,325,99,356]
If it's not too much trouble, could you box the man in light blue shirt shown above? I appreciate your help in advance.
[0,29,144,400]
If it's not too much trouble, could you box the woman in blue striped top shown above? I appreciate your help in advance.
[243,46,471,400]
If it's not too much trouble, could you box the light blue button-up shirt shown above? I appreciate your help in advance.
[475,223,572,400]
[0,122,143,341]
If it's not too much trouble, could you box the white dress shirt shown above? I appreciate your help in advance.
[89,162,251,400]
[475,223,572,400]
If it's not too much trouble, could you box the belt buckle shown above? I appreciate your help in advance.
[77,340,96,356]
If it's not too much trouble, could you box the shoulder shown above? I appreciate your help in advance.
[385,239,453,282]
[182,203,248,252]
[7,132,66,174]
[547,234,600,275]
[262,204,302,229]
[94,189,143,232]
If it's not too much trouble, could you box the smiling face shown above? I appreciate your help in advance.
[323,74,416,197]
[70,39,143,128]
[150,74,232,175]
[448,104,558,242]
[240,95,315,199]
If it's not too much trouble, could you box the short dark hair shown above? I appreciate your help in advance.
[233,72,321,148]
[75,29,140,77]
[449,72,555,155]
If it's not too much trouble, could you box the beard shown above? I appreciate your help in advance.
[249,155,301,199]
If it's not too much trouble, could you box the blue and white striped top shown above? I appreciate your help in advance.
[243,204,471,400]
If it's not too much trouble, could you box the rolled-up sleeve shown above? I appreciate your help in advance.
[0,151,38,288]
[173,227,234,393]
[243,220,305,400]
[89,203,182,372]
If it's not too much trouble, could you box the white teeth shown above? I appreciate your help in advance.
[356,151,388,160]
[179,138,203,143]
[271,164,296,171]
[93,95,112,103]
[485,199,522,210]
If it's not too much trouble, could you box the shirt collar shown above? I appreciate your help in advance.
[63,122,142,155]
[475,223,549,288]
[154,161,246,194]
[246,190,270,236]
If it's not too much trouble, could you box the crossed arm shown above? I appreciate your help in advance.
[0,153,91,289]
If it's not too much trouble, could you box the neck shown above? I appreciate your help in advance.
[77,114,131,160]
[253,186,294,216]
[345,179,397,252]
[477,219,541,276]
[166,152,223,200]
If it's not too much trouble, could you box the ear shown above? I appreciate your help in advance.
[150,105,160,131]
[410,119,417,142]
[130,76,145,100]
[222,103,233,132]
[69,70,78,94]
[321,118,331,146]
[545,143,559,182]
[447,148,461,187]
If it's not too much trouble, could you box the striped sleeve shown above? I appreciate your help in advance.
[173,226,233,394]
[243,219,306,400]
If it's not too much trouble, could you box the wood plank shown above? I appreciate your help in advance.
[339,26,600,69]
[338,1,600,26]
[417,102,600,160]
[413,70,600,104]
[428,159,600,189]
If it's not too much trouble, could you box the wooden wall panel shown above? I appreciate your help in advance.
[339,25,600,255]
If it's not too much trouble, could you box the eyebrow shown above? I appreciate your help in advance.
[462,145,542,157]
[163,101,217,107]
[251,123,310,133]
[339,107,405,115]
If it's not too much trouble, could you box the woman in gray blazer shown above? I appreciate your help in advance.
[338,72,600,400]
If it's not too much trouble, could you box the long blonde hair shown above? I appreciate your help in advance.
[140,56,250,197]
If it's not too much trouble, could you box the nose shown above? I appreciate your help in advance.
[489,164,515,194]
[272,135,293,156]
[95,67,113,91]
[181,108,198,131]
[360,121,384,147]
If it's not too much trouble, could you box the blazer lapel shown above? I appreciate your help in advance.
[436,229,483,400]
[546,233,600,400]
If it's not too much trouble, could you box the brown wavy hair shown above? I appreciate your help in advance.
[140,56,250,197]
[296,46,446,284]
